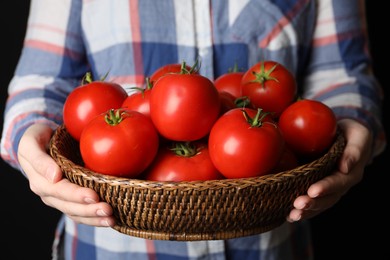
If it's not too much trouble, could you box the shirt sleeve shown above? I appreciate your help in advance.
[301,0,386,159]
[0,0,88,170]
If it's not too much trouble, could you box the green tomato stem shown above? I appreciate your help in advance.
[242,108,270,127]
[170,141,198,157]
[105,109,124,125]
[251,61,279,87]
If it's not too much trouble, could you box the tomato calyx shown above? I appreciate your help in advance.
[81,71,110,85]
[227,62,244,73]
[145,77,153,89]
[250,62,279,87]
[104,109,126,125]
[235,96,251,108]
[170,141,200,157]
[242,108,272,127]
[129,77,153,98]
[180,59,200,75]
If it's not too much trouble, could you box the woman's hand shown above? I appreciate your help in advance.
[287,119,373,222]
[17,123,116,227]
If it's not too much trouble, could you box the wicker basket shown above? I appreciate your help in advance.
[49,124,345,241]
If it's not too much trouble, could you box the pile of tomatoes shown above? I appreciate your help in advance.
[63,60,337,181]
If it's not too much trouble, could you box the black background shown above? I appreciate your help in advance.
[1,2,388,259]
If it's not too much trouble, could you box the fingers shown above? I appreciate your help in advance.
[286,174,344,222]
[20,153,116,226]
[32,172,116,227]
[24,160,116,227]
[287,164,364,222]
[287,190,342,222]
[17,123,116,227]
[41,180,115,227]
[45,198,116,227]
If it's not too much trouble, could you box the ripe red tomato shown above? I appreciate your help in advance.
[150,72,221,141]
[271,146,299,173]
[218,92,252,115]
[63,72,127,141]
[219,91,237,115]
[214,70,244,98]
[241,60,297,119]
[278,99,337,159]
[143,141,224,181]
[149,62,197,85]
[208,107,285,179]
[122,78,153,118]
[79,109,159,178]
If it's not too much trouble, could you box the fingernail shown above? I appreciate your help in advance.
[100,219,111,227]
[45,165,56,182]
[293,214,302,222]
[97,209,109,217]
[84,197,97,204]
[297,201,307,209]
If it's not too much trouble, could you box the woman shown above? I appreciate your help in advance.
[1,0,386,259]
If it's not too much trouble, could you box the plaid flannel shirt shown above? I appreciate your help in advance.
[1,0,385,259]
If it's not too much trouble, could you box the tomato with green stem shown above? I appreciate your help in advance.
[149,61,198,85]
[241,60,297,119]
[143,140,224,181]
[208,107,284,178]
[79,109,159,178]
[150,61,220,141]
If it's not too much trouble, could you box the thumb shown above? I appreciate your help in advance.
[35,152,63,183]
[18,123,63,183]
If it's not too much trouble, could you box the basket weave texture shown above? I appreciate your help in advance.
[49,124,345,241]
